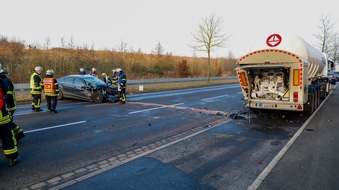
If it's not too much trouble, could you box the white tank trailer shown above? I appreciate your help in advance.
[236,33,329,115]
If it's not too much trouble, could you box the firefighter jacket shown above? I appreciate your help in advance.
[90,71,98,77]
[30,71,43,95]
[43,74,59,97]
[0,78,11,125]
[118,72,127,89]
[0,76,16,113]
[111,74,118,86]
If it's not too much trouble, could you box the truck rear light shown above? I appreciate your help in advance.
[239,72,248,86]
[293,92,298,102]
[293,69,299,86]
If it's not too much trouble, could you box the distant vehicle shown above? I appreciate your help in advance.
[57,75,119,103]
[236,33,330,115]
[328,73,336,85]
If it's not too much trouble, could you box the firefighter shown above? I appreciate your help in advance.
[117,68,127,104]
[79,68,86,75]
[0,64,25,142]
[101,73,112,85]
[111,69,118,87]
[90,68,98,77]
[30,66,44,112]
[43,69,59,113]
[0,77,20,166]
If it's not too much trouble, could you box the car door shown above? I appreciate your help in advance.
[60,77,75,98]
[73,77,92,101]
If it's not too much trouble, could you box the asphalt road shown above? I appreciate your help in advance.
[0,84,309,190]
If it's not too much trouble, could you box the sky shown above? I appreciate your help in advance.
[1,0,339,59]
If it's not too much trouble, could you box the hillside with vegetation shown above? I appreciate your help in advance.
[0,35,237,83]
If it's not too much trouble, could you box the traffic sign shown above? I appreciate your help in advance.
[266,34,282,47]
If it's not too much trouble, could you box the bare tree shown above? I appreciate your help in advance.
[60,36,66,48]
[68,35,75,49]
[314,14,336,55]
[330,33,339,65]
[191,13,231,81]
[152,42,164,55]
[118,40,128,52]
[43,37,51,50]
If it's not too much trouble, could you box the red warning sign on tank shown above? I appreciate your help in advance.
[266,34,282,47]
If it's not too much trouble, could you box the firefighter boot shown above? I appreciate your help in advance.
[9,156,21,167]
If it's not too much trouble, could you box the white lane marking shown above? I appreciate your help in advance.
[16,111,40,116]
[247,85,336,190]
[201,94,229,101]
[128,103,184,114]
[25,121,87,134]
[51,117,231,190]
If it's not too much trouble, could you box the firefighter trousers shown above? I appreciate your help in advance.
[31,94,42,110]
[0,122,18,159]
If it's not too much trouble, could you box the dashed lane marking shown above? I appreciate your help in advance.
[128,103,184,114]
[201,94,229,101]
[25,121,87,133]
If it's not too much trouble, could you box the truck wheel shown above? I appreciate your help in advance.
[304,90,315,115]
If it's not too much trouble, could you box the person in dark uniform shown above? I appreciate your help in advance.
[42,69,59,113]
[111,69,118,87]
[117,68,127,104]
[0,64,25,142]
[30,66,44,112]
[0,76,20,166]
[79,68,86,75]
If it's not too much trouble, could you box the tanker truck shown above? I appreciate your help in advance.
[235,33,329,115]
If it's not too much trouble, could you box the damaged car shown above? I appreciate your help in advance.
[57,75,119,103]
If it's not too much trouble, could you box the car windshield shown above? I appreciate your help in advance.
[83,76,106,87]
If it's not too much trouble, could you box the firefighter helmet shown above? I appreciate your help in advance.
[0,64,8,75]
[35,66,43,71]
[46,69,54,75]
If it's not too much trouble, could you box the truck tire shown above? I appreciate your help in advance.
[304,89,315,115]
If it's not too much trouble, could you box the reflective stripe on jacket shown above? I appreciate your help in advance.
[30,72,42,94]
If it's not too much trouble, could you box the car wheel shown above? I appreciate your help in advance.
[58,90,64,100]
[93,92,104,103]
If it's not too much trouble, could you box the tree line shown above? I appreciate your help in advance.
[0,36,237,84]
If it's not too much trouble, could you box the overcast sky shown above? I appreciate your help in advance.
[1,0,339,58]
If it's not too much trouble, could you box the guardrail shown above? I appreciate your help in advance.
[14,76,238,91]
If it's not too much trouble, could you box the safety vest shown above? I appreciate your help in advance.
[43,77,55,94]
[30,72,42,94]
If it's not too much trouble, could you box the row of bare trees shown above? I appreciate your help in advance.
[0,36,237,83]
[314,14,339,66]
